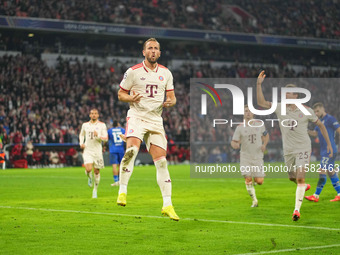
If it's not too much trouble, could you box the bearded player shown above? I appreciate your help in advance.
[79,109,108,198]
[231,105,269,208]
[116,38,179,221]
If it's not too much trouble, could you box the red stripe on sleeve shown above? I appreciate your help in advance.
[119,85,130,92]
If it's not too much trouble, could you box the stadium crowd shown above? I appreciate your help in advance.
[1,52,339,166]
[1,0,340,39]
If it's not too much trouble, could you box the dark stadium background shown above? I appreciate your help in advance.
[1,0,340,168]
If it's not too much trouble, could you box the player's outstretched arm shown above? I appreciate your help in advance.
[256,71,271,109]
[163,90,176,108]
[316,120,333,157]
[118,89,142,103]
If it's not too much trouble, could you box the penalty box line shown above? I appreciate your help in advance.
[1,205,340,232]
[235,243,340,255]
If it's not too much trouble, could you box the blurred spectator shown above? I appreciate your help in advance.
[66,147,79,166]
[0,147,6,169]
[11,143,23,161]
[49,150,60,164]
[32,148,42,165]
[58,151,66,165]
[26,140,34,166]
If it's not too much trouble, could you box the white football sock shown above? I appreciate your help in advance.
[119,184,127,194]
[154,157,172,207]
[118,146,138,195]
[295,184,305,212]
[94,173,100,191]
[246,182,257,201]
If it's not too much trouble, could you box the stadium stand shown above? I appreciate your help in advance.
[1,1,340,167]
[1,0,339,39]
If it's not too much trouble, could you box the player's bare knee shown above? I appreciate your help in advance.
[149,144,166,160]
[296,178,305,184]
[85,165,92,173]
[289,177,296,183]
[245,177,252,185]
[126,137,141,150]
[255,178,264,185]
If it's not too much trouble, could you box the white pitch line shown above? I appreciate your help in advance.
[235,243,340,255]
[1,205,340,232]
[0,176,291,183]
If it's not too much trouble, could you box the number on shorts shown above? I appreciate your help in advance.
[321,157,329,165]
[299,151,309,160]
[299,151,309,159]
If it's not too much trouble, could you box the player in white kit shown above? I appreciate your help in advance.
[116,38,179,221]
[79,109,108,198]
[257,71,333,221]
[231,105,269,207]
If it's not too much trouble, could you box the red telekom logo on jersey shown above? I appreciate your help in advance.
[146,84,158,98]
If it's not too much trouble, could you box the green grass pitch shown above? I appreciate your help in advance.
[1,163,340,255]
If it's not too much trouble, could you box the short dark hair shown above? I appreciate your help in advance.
[143,38,160,50]
[285,84,300,98]
[313,102,324,109]
[113,120,119,127]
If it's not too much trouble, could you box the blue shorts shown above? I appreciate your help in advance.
[320,154,336,171]
[109,152,124,165]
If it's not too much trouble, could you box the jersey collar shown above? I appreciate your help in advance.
[142,61,158,73]
[90,120,99,125]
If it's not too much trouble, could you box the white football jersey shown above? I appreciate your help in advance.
[120,61,174,124]
[232,120,266,160]
[79,121,108,154]
[274,103,318,155]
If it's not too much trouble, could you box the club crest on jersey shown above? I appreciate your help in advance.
[159,76,164,81]
[299,113,303,118]
[129,129,134,133]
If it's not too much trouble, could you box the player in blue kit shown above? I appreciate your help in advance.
[305,102,340,202]
[108,120,126,186]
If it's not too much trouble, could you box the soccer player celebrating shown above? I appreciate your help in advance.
[231,105,269,207]
[305,102,340,202]
[116,38,179,221]
[108,120,125,186]
[79,109,108,198]
[256,71,333,221]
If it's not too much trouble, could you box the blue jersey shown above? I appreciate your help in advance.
[108,127,125,153]
[315,114,340,156]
